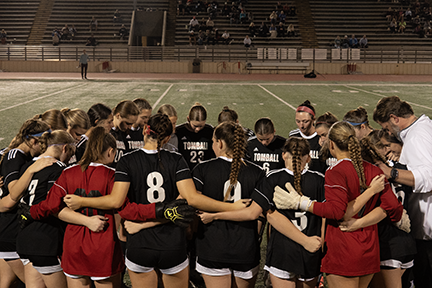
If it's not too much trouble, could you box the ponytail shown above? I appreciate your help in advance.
[79,127,116,171]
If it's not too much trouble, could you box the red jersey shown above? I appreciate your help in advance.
[30,163,124,277]
[313,159,402,276]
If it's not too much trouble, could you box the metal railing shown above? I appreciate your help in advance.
[0,46,432,63]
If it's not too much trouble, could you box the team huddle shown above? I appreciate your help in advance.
[0,95,431,288]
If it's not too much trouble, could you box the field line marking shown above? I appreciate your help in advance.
[257,84,296,110]
[344,85,432,111]
[0,83,87,112]
[153,84,173,108]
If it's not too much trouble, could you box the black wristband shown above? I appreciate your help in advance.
[390,167,399,181]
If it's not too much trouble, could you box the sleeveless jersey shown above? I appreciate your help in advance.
[30,163,124,277]
[246,135,286,174]
[16,158,66,257]
[289,129,327,174]
[254,168,324,278]
[0,149,31,244]
[193,157,265,264]
[175,123,215,170]
[115,148,191,251]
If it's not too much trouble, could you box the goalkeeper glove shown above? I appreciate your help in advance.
[273,182,314,212]
[17,203,34,229]
[155,199,195,228]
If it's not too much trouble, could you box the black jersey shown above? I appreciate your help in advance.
[128,127,145,150]
[115,148,191,251]
[175,123,215,170]
[69,135,88,165]
[193,157,265,264]
[16,158,66,257]
[110,128,142,168]
[378,161,416,262]
[246,135,286,174]
[254,168,324,278]
[0,148,31,244]
[289,129,327,174]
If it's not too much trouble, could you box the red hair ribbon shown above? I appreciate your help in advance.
[145,125,156,135]
[296,106,315,117]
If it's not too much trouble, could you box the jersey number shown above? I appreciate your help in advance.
[147,172,166,203]
[223,180,242,202]
[190,151,204,164]
[263,163,270,174]
[20,179,38,206]
[74,188,104,216]
[392,183,405,205]
[291,211,307,231]
[115,150,123,163]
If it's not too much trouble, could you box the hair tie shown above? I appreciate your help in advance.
[348,134,356,141]
[296,106,315,117]
[145,125,157,136]
[26,129,52,139]
[344,120,368,126]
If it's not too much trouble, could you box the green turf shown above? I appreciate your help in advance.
[1,80,432,146]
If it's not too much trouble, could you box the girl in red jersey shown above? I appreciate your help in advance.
[273,121,403,288]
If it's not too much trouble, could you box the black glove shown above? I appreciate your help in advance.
[17,203,34,229]
[155,199,195,228]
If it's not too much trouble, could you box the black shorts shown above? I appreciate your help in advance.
[0,241,19,260]
[19,254,62,274]
[126,247,188,275]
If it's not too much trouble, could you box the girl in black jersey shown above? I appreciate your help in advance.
[217,106,255,139]
[175,103,215,170]
[61,108,91,143]
[343,106,374,140]
[72,103,113,165]
[0,119,56,288]
[16,130,88,288]
[289,100,326,174]
[315,112,338,168]
[128,98,152,150]
[200,137,324,288]
[34,109,68,131]
[158,104,178,152]
[110,100,140,166]
[63,114,249,288]
[246,117,286,174]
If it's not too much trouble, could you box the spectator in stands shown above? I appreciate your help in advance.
[275,1,283,12]
[359,35,368,48]
[413,24,424,37]
[113,9,122,23]
[230,6,239,25]
[342,35,349,48]
[334,35,341,48]
[222,2,230,16]
[283,3,289,14]
[239,10,247,24]
[389,18,397,33]
[86,33,97,46]
[200,17,207,31]
[424,20,431,36]
[258,21,269,37]
[349,34,358,48]
[52,29,60,46]
[119,24,129,40]
[204,29,214,45]
[247,11,254,23]
[69,25,77,39]
[278,11,286,23]
[243,34,252,48]
[185,0,193,14]
[189,16,200,31]
[287,23,296,37]
[221,30,231,44]
[405,7,412,20]
[189,30,197,45]
[249,22,256,37]
[177,1,185,16]
[213,28,221,44]
[277,22,285,37]
[206,17,215,30]
[269,23,277,38]
[89,16,98,32]
[0,29,7,45]
[61,24,70,40]
[289,1,296,15]
[269,11,278,25]
[399,18,407,33]
[385,7,394,21]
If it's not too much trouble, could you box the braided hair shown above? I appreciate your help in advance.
[328,121,367,190]
[360,131,388,164]
[283,137,310,196]
[214,121,247,201]
[146,113,173,171]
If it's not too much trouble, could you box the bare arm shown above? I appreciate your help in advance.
[57,207,107,232]
[177,178,250,212]
[376,162,415,187]
[339,207,387,232]
[199,201,263,224]
[123,219,168,234]
[0,195,19,212]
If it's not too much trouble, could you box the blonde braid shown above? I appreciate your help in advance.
[224,123,245,201]
[292,143,303,196]
[348,135,367,190]
[360,137,387,165]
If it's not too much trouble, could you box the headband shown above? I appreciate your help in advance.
[26,129,52,139]
[296,106,315,117]
[344,120,367,126]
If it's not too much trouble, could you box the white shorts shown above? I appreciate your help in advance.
[380,259,414,269]
[196,261,259,280]
[126,257,189,275]
[64,272,111,281]
[264,265,316,282]
[0,251,19,260]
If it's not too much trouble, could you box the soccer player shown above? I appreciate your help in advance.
[157,104,178,152]
[274,121,403,288]
[63,114,248,288]
[109,100,140,167]
[246,117,285,174]
[315,112,338,168]
[176,103,215,170]
[61,108,91,143]
[217,106,254,139]
[289,100,326,174]
[34,109,68,131]
[193,121,265,288]
[343,106,375,140]
[199,137,324,288]
[0,119,56,288]
[128,98,152,150]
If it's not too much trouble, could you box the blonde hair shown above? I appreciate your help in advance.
[61,108,91,130]
[283,137,310,195]
[39,130,75,156]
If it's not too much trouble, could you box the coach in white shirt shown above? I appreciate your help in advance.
[373,95,432,288]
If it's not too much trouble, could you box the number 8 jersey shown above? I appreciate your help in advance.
[115,148,192,251]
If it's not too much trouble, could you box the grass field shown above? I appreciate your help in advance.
[1,79,432,145]
[0,78,431,287]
